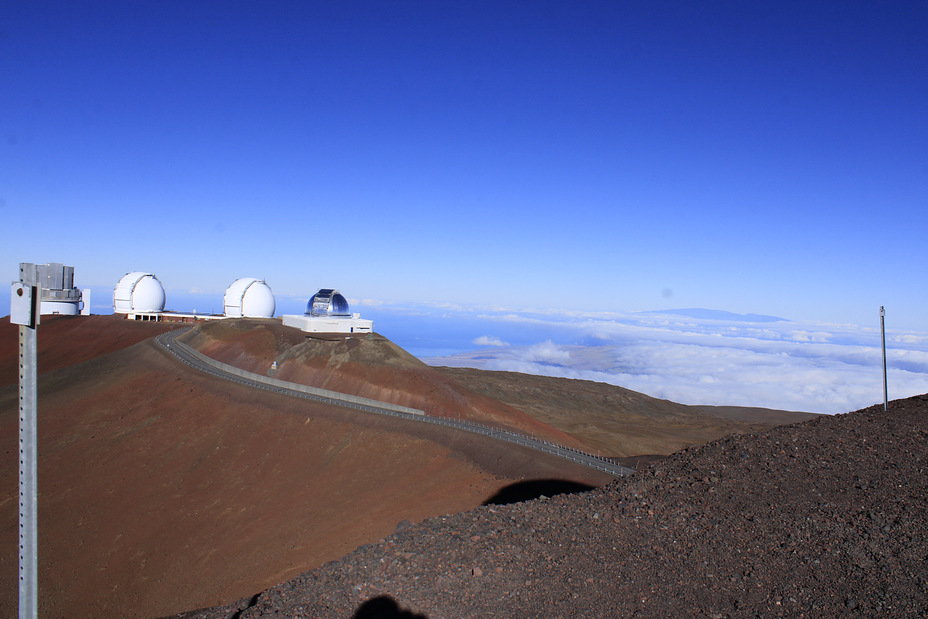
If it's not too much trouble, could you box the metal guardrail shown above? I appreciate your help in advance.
[156,330,634,477]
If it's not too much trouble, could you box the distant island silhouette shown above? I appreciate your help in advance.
[640,308,787,322]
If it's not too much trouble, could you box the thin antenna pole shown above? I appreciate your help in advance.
[881,306,888,411]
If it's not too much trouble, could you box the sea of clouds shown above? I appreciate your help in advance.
[353,302,928,415]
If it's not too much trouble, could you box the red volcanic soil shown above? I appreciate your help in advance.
[182,395,928,618]
[0,317,609,618]
[0,314,185,387]
[180,319,584,447]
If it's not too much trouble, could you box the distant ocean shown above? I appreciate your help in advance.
[359,308,592,358]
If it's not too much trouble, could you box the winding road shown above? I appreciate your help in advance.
[156,329,634,477]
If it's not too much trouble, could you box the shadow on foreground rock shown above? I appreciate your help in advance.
[482,479,595,505]
[352,595,427,619]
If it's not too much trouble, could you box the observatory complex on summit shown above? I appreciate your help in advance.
[13,261,373,335]
[111,273,277,322]
[109,271,370,333]
[108,271,371,333]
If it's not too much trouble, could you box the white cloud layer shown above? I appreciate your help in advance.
[414,307,928,414]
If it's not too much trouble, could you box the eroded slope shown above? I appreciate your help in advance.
[181,319,583,447]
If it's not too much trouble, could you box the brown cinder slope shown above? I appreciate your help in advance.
[0,317,608,618]
[181,319,584,447]
[181,394,928,618]
[437,367,820,457]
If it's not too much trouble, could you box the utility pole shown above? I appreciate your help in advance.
[11,263,39,619]
[880,306,888,412]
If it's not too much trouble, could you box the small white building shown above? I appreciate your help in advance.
[22,262,88,316]
[282,289,373,334]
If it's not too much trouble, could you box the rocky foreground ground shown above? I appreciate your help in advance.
[178,395,928,618]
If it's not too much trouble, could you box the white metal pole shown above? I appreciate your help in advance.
[19,323,38,619]
[13,263,39,619]
[881,306,888,412]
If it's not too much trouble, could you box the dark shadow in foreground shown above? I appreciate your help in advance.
[482,479,595,506]
[352,596,427,619]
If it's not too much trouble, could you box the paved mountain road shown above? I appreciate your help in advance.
[156,329,634,477]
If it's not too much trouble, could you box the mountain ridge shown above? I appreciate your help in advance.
[639,307,787,322]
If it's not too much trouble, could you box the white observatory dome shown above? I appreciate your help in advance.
[224,278,275,318]
[305,289,350,317]
[113,272,166,314]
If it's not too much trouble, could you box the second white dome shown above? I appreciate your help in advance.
[113,272,166,314]
[224,278,275,318]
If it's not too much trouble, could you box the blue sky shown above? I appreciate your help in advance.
[3,2,926,411]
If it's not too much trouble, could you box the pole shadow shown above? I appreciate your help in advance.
[352,595,427,619]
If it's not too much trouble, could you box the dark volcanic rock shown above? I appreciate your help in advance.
[176,395,928,618]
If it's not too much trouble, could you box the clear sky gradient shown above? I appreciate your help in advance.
[3,1,926,329]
